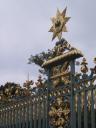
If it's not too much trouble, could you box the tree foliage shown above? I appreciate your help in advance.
[28,50,53,75]
[28,50,53,67]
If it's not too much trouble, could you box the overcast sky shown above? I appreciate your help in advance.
[0,0,96,85]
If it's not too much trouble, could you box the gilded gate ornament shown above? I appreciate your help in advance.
[91,57,96,74]
[80,58,88,74]
[49,97,70,128]
[35,75,44,88]
[51,62,70,87]
[47,39,80,87]
[49,8,70,41]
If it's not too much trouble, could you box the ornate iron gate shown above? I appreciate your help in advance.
[0,39,96,128]
[0,7,96,128]
[43,39,96,128]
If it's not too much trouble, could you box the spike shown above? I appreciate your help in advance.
[51,17,55,23]
[52,33,56,41]
[62,26,67,32]
[56,8,61,17]
[62,7,67,17]
[49,26,54,32]
[64,17,71,24]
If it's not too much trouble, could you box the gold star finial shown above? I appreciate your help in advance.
[49,7,70,41]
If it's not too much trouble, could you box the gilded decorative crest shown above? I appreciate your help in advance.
[49,7,70,41]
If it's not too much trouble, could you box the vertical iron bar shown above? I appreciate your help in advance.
[84,90,88,128]
[22,104,26,128]
[38,96,41,128]
[3,109,5,128]
[8,107,11,128]
[91,89,95,128]
[13,107,15,128]
[46,69,51,128]
[6,109,7,128]
[18,105,21,128]
[78,93,81,128]
[43,96,46,128]
[20,103,24,128]
[2,109,4,128]
[24,104,27,128]
[13,108,15,128]
[3,109,4,128]
[5,109,7,128]
[11,108,13,128]
[1,110,3,128]
[30,100,33,128]
[28,101,30,128]
[2,109,4,127]
[26,101,29,128]
[0,110,1,128]
[10,108,12,128]
[24,104,26,128]
[15,107,18,128]
[1,110,2,128]
[1,110,3,127]
[0,110,1,127]
[45,97,47,128]
[0,110,2,128]
[6,109,8,128]
[21,105,23,128]
[34,98,37,128]
[7,108,9,128]
[70,60,76,128]
[14,106,16,128]
[16,103,19,128]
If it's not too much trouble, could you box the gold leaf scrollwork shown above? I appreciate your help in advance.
[49,97,70,128]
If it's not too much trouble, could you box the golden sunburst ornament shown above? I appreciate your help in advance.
[49,7,70,41]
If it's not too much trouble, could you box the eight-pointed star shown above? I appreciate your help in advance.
[49,7,70,41]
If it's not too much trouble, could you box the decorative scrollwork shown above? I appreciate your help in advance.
[49,97,70,128]
[52,38,74,56]
[51,61,70,87]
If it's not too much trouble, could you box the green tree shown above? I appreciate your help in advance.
[28,50,53,75]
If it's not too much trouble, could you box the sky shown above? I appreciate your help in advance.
[0,0,96,85]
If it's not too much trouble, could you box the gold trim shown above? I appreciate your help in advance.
[42,49,83,68]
